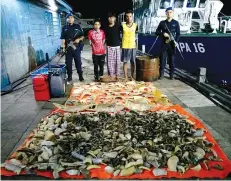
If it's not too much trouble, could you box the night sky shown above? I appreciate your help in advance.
[65,0,230,20]
[220,0,230,16]
[65,0,132,20]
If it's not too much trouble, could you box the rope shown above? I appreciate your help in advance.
[147,35,159,54]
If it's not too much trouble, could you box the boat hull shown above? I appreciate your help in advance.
[138,34,231,86]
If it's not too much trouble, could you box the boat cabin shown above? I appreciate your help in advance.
[120,0,228,34]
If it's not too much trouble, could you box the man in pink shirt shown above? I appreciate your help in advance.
[88,19,106,81]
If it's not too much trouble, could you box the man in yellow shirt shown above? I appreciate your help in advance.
[121,10,138,81]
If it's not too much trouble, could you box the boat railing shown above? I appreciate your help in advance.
[190,24,201,32]
[218,12,231,33]
[220,19,228,33]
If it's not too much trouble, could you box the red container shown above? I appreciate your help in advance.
[32,75,50,101]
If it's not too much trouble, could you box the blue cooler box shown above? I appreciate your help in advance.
[30,64,66,79]
[30,64,66,97]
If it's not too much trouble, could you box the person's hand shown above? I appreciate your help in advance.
[163,33,169,38]
[60,47,65,54]
[75,39,80,44]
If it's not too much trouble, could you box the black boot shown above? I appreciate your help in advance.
[66,77,73,85]
[170,76,175,80]
[170,73,175,80]
[158,74,164,80]
[94,76,99,82]
[79,73,84,82]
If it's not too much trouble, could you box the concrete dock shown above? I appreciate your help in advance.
[1,43,231,179]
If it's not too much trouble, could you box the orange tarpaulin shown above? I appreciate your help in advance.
[1,105,231,179]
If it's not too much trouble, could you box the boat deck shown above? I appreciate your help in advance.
[1,43,231,179]
[140,32,231,37]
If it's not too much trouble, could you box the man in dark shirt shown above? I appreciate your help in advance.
[155,7,180,80]
[104,12,121,81]
[60,12,84,84]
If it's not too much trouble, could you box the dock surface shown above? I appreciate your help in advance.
[1,43,231,179]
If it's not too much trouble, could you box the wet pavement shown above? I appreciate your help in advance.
[1,42,231,179]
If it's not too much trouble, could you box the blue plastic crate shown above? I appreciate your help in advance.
[30,64,66,79]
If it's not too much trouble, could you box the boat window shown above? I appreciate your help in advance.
[186,0,197,8]
[173,0,184,8]
[160,0,171,9]
[192,11,200,19]
[199,0,206,8]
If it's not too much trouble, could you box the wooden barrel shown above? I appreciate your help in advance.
[136,55,160,82]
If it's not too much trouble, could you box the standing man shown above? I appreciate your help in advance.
[121,10,138,81]
[88,19,106,81]
[60,12,85,84]
[155,7,180,80]
[105,12,121,81]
